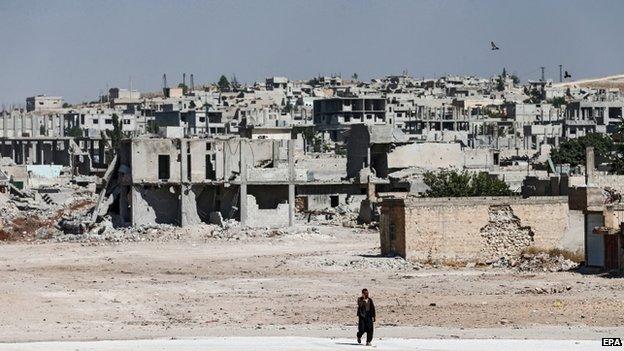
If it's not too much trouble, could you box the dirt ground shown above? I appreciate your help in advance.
[0,224,623,343]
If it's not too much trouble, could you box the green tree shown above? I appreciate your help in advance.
[284,101,294,113]
[293,126,321,152]
[612,143,624,174]
[217,75,231,92]
[550,133,613,167]
[423,170,512,197]
[145,120,159,134]
[66,125,84,138]
[230,74,240,90]
[106,113,124,152]
[548,96,566,108]
[510,74,520,85]
[352,73,359,81]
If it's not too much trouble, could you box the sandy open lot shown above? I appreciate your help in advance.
[0,224,623,344]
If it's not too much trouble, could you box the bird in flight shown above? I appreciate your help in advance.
[564,70,572,79]
[491,41,499,50]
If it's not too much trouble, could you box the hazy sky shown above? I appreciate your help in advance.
[1,0,623,104]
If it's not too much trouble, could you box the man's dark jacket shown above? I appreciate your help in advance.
[357,297,376,320]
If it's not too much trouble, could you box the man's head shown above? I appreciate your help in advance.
[361,288,369,298]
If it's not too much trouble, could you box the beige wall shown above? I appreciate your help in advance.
[387,143,463,170]
[381,196,583,261]
[593,174,624,195]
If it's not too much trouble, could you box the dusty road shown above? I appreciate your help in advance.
[0,225,622,343]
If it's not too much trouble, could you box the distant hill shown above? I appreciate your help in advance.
[553,74,624,91]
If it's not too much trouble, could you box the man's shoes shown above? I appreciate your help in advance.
[366,342,372,346]
[357,335,361,344]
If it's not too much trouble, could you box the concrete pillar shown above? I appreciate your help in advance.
[31,115,37,136]
[38,141,44,164]
[586,146,595,186]
[98,140,105,166]
[119,185,129,224]
[28,141,37,165]
[13,112,17,137]
[60,116,65,137]
[89,140,95,165]
[2,112,6,137]
[239,142,247,226]
[66,140,73,176]
[51,115,56,137]
[288,140,295,227]
[366,175,376,202]
[51,140,57,164]
[21,142,26,165]
[179,139,189,227]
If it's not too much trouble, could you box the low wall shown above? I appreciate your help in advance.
[380,196,583,261]
[246,195,289,228]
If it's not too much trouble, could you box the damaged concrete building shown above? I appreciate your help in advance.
[110,136,365,228]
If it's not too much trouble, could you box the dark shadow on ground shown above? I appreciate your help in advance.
[335,342,363,346]
[574,265,623,278]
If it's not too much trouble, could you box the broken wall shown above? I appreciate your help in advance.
[381,196,583,261]
[245,194,289,228]
[346,124,370,178]
[131,185,180,225]
[130,139,182,183]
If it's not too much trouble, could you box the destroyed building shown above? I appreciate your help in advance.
[108,136,365,228]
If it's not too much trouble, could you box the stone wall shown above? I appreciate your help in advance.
[380,196,583,261]
[592,174,624,195]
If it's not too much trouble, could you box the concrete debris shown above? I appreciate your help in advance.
[209,211,225,227]
[603,186,621,204]
[299,205,377,229]
[0,184,96,242]
[488,252,579,272]
[480,205,534,260]
[208,224,324,241]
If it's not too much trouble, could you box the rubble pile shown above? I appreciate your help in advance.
[487,251,579,272]
[299,205,375,229]
[0,186,96,242]
[54,221,187,243]
[319,256,423,271]
[51,219,330,244]
[480,205,534,260]
[292,251,423,272]
[208,223,325,241]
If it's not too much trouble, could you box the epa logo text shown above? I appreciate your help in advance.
[603,338,622,346]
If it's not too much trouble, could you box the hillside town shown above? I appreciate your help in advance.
[3,70,624,267]
[2,70,624,349]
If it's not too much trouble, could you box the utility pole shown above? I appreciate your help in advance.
[559,65,563,83]
[190,74,194,91]
[540,67,545,82]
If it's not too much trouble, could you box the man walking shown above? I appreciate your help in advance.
[356,288,376,346]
